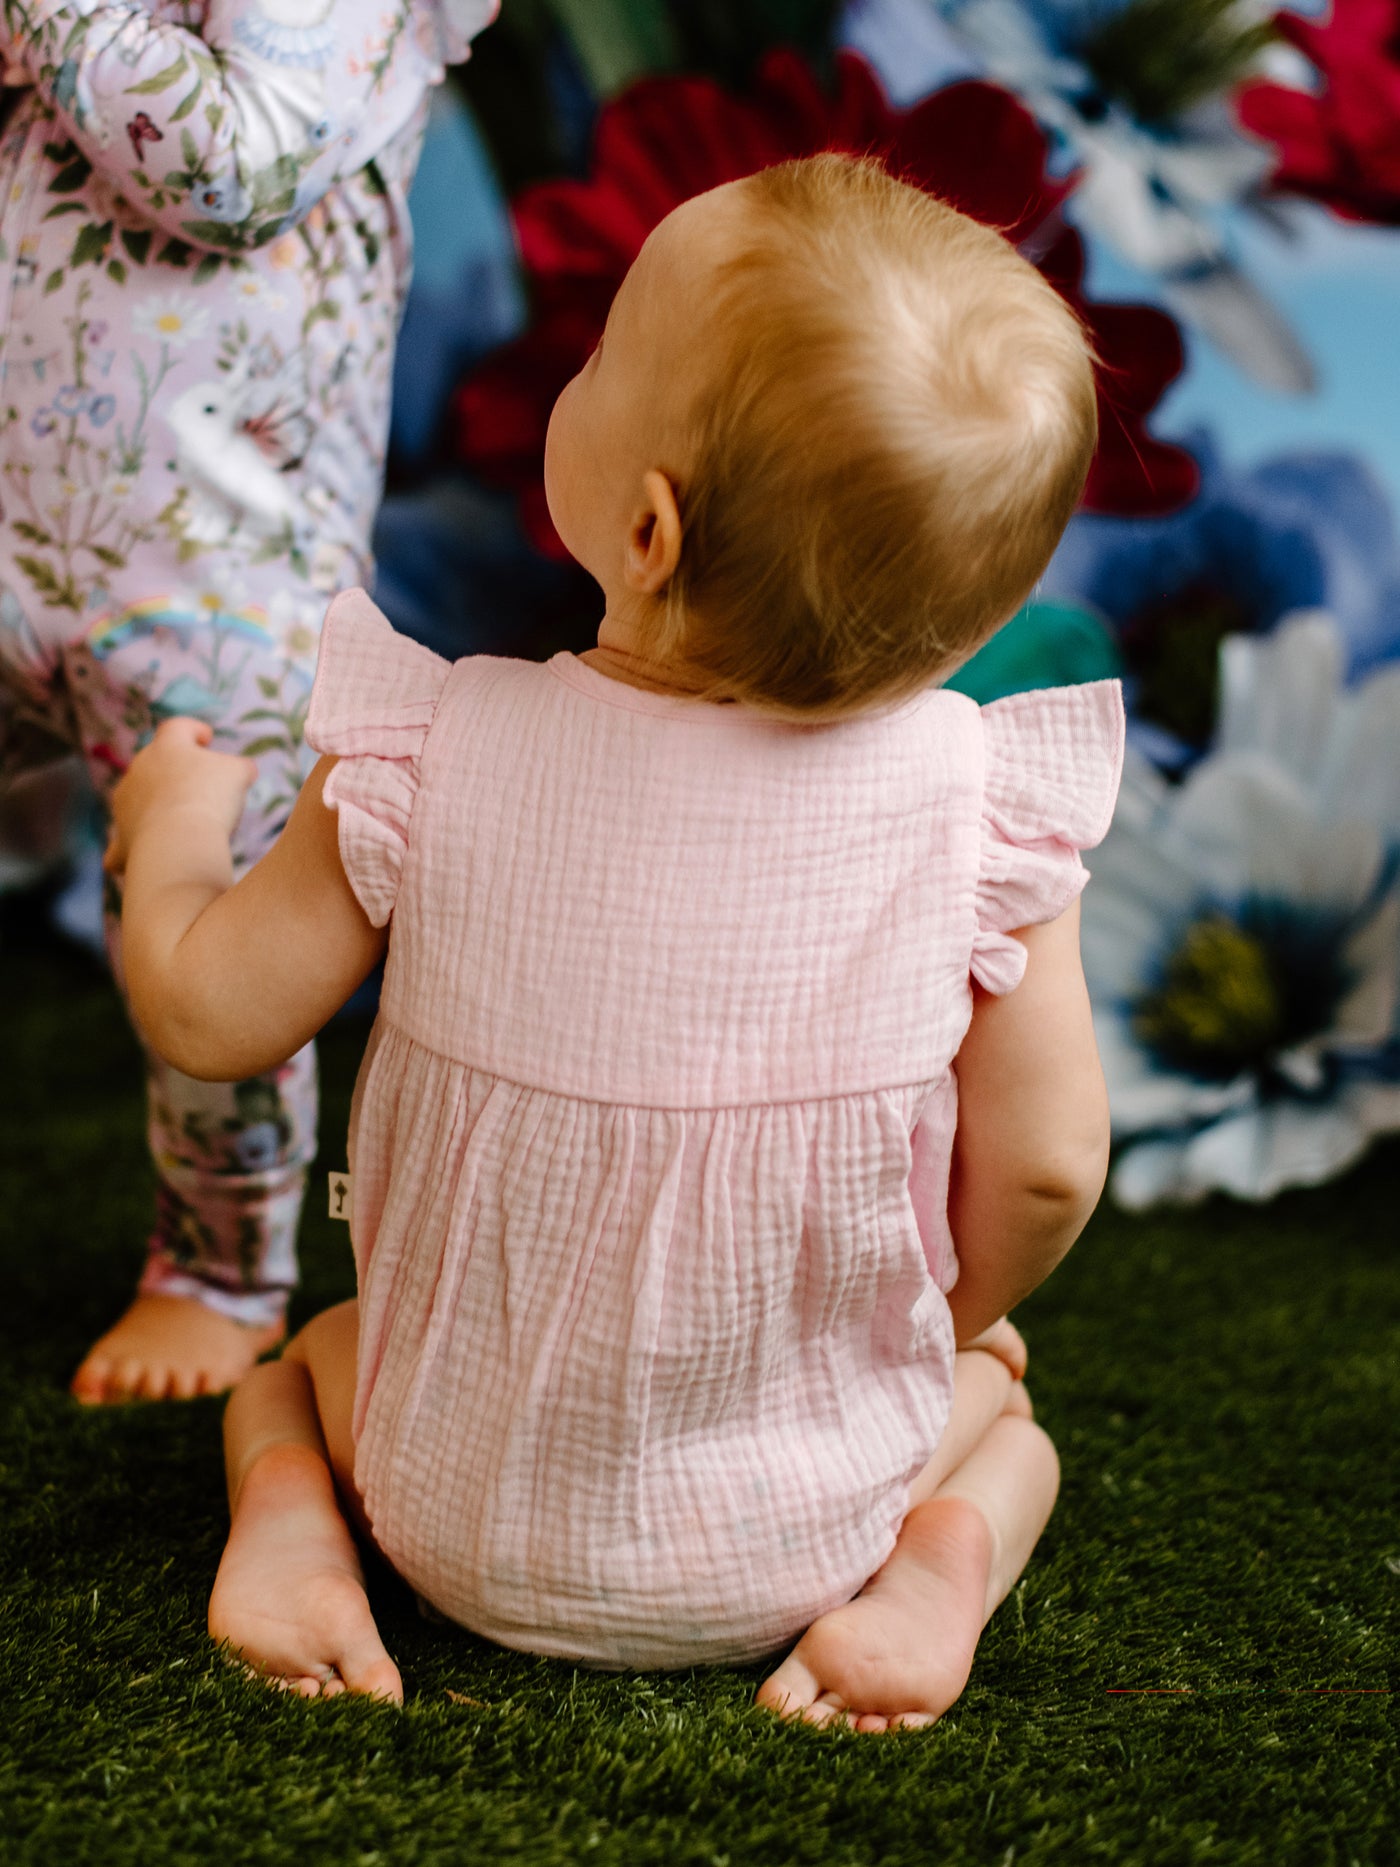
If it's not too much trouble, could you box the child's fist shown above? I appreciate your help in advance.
[105,718,257,877]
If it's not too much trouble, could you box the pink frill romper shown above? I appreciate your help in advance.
[305,590,1126,1669]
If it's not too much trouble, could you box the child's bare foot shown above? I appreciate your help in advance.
[70,1293,284,1404]
[208,1443,402,1702]
[758,1401,1059,1732]
[756,1494,996,1731]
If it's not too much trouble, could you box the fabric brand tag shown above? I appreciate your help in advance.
[328,1171,353,1221]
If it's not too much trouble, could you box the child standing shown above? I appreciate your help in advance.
[107,155,1124,1725]
[0,0,496,1401]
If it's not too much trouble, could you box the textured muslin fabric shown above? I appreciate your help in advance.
[305,589,1125,1668]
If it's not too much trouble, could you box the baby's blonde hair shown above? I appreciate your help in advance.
[648,153,1099,719]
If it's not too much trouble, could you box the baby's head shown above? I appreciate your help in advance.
[543,153,1098,718]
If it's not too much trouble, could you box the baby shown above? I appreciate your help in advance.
[106,154,1124,1727]
[0,0,494,1403]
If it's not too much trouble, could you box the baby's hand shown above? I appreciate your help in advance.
[959,1316,1029,1380]
[105,718,256,878]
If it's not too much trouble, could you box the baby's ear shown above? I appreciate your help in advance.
[624,470,683,596]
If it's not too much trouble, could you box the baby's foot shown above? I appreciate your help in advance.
[755,1495,996,1732]
[208,1444,402,1702]
[71,1293,284,1404]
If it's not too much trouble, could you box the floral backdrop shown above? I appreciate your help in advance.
[15,0,1400,1209]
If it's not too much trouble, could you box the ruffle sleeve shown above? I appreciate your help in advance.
[972,680,1125,994]
[304,589,452,928]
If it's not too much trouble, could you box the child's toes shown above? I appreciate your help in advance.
[72,1348,143,1404]
[135,1361,179,1402]
[755,1649,823,1718]
[112,1357,154,1401]
[168,1363,203,1402]
[331,1623,403,1703]
[73,1351,130,1404]
[340,1649,403,1703]
[69,1357,111,1405]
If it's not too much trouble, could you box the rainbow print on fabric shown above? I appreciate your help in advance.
[86,599,276,659]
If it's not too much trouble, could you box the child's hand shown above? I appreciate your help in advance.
[105,719,256,879]
[959,1316,1028,1380]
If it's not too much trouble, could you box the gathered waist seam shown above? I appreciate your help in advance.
[368,1009,949,1116]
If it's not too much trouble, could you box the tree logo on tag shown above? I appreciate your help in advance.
[328,1172,352,1220]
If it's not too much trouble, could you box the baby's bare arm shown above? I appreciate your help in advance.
[113,730,385,1080]
[946,900,1109,1346]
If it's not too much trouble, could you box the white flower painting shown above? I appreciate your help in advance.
[1083,614,1400,1205]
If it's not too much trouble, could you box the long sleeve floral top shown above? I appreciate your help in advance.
[0,0,495,783]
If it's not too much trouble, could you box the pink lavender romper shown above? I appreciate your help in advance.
[0,0,495,1323]
[306,591,1125,1668]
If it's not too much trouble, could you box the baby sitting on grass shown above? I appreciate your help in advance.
[106,153,1122,1728]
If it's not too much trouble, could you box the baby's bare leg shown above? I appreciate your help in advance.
[207,1300,402,1702]
[756,1348,1057,1731]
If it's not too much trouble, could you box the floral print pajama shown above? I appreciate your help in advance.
[0,0,495,1323]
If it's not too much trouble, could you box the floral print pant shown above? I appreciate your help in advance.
[4,608,326,1327]
[0,112,404,1327]
[0,0,488,1321]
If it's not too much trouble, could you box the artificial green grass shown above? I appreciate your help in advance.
[1,940,1397,1866]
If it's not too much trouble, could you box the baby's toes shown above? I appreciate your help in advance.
[755,1647,824,1719]
[312,1578,403,1702]
[757,1609,894,1723]
[793,1609,895,1710]
[167,1361,204,1402]
[133,1359,179,1403]
[800,1693,852,1729]
[336,1643,403,1704]
[75,1353,138,1404]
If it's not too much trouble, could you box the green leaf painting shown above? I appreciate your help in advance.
[125,55,189,95]
[48,157,93,194]
[70,220,113,267]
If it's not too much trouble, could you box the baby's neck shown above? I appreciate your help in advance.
[576,646,702,698]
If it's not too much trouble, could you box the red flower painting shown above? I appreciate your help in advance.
[456,50,1196,563]
[1237,0,1400,226]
